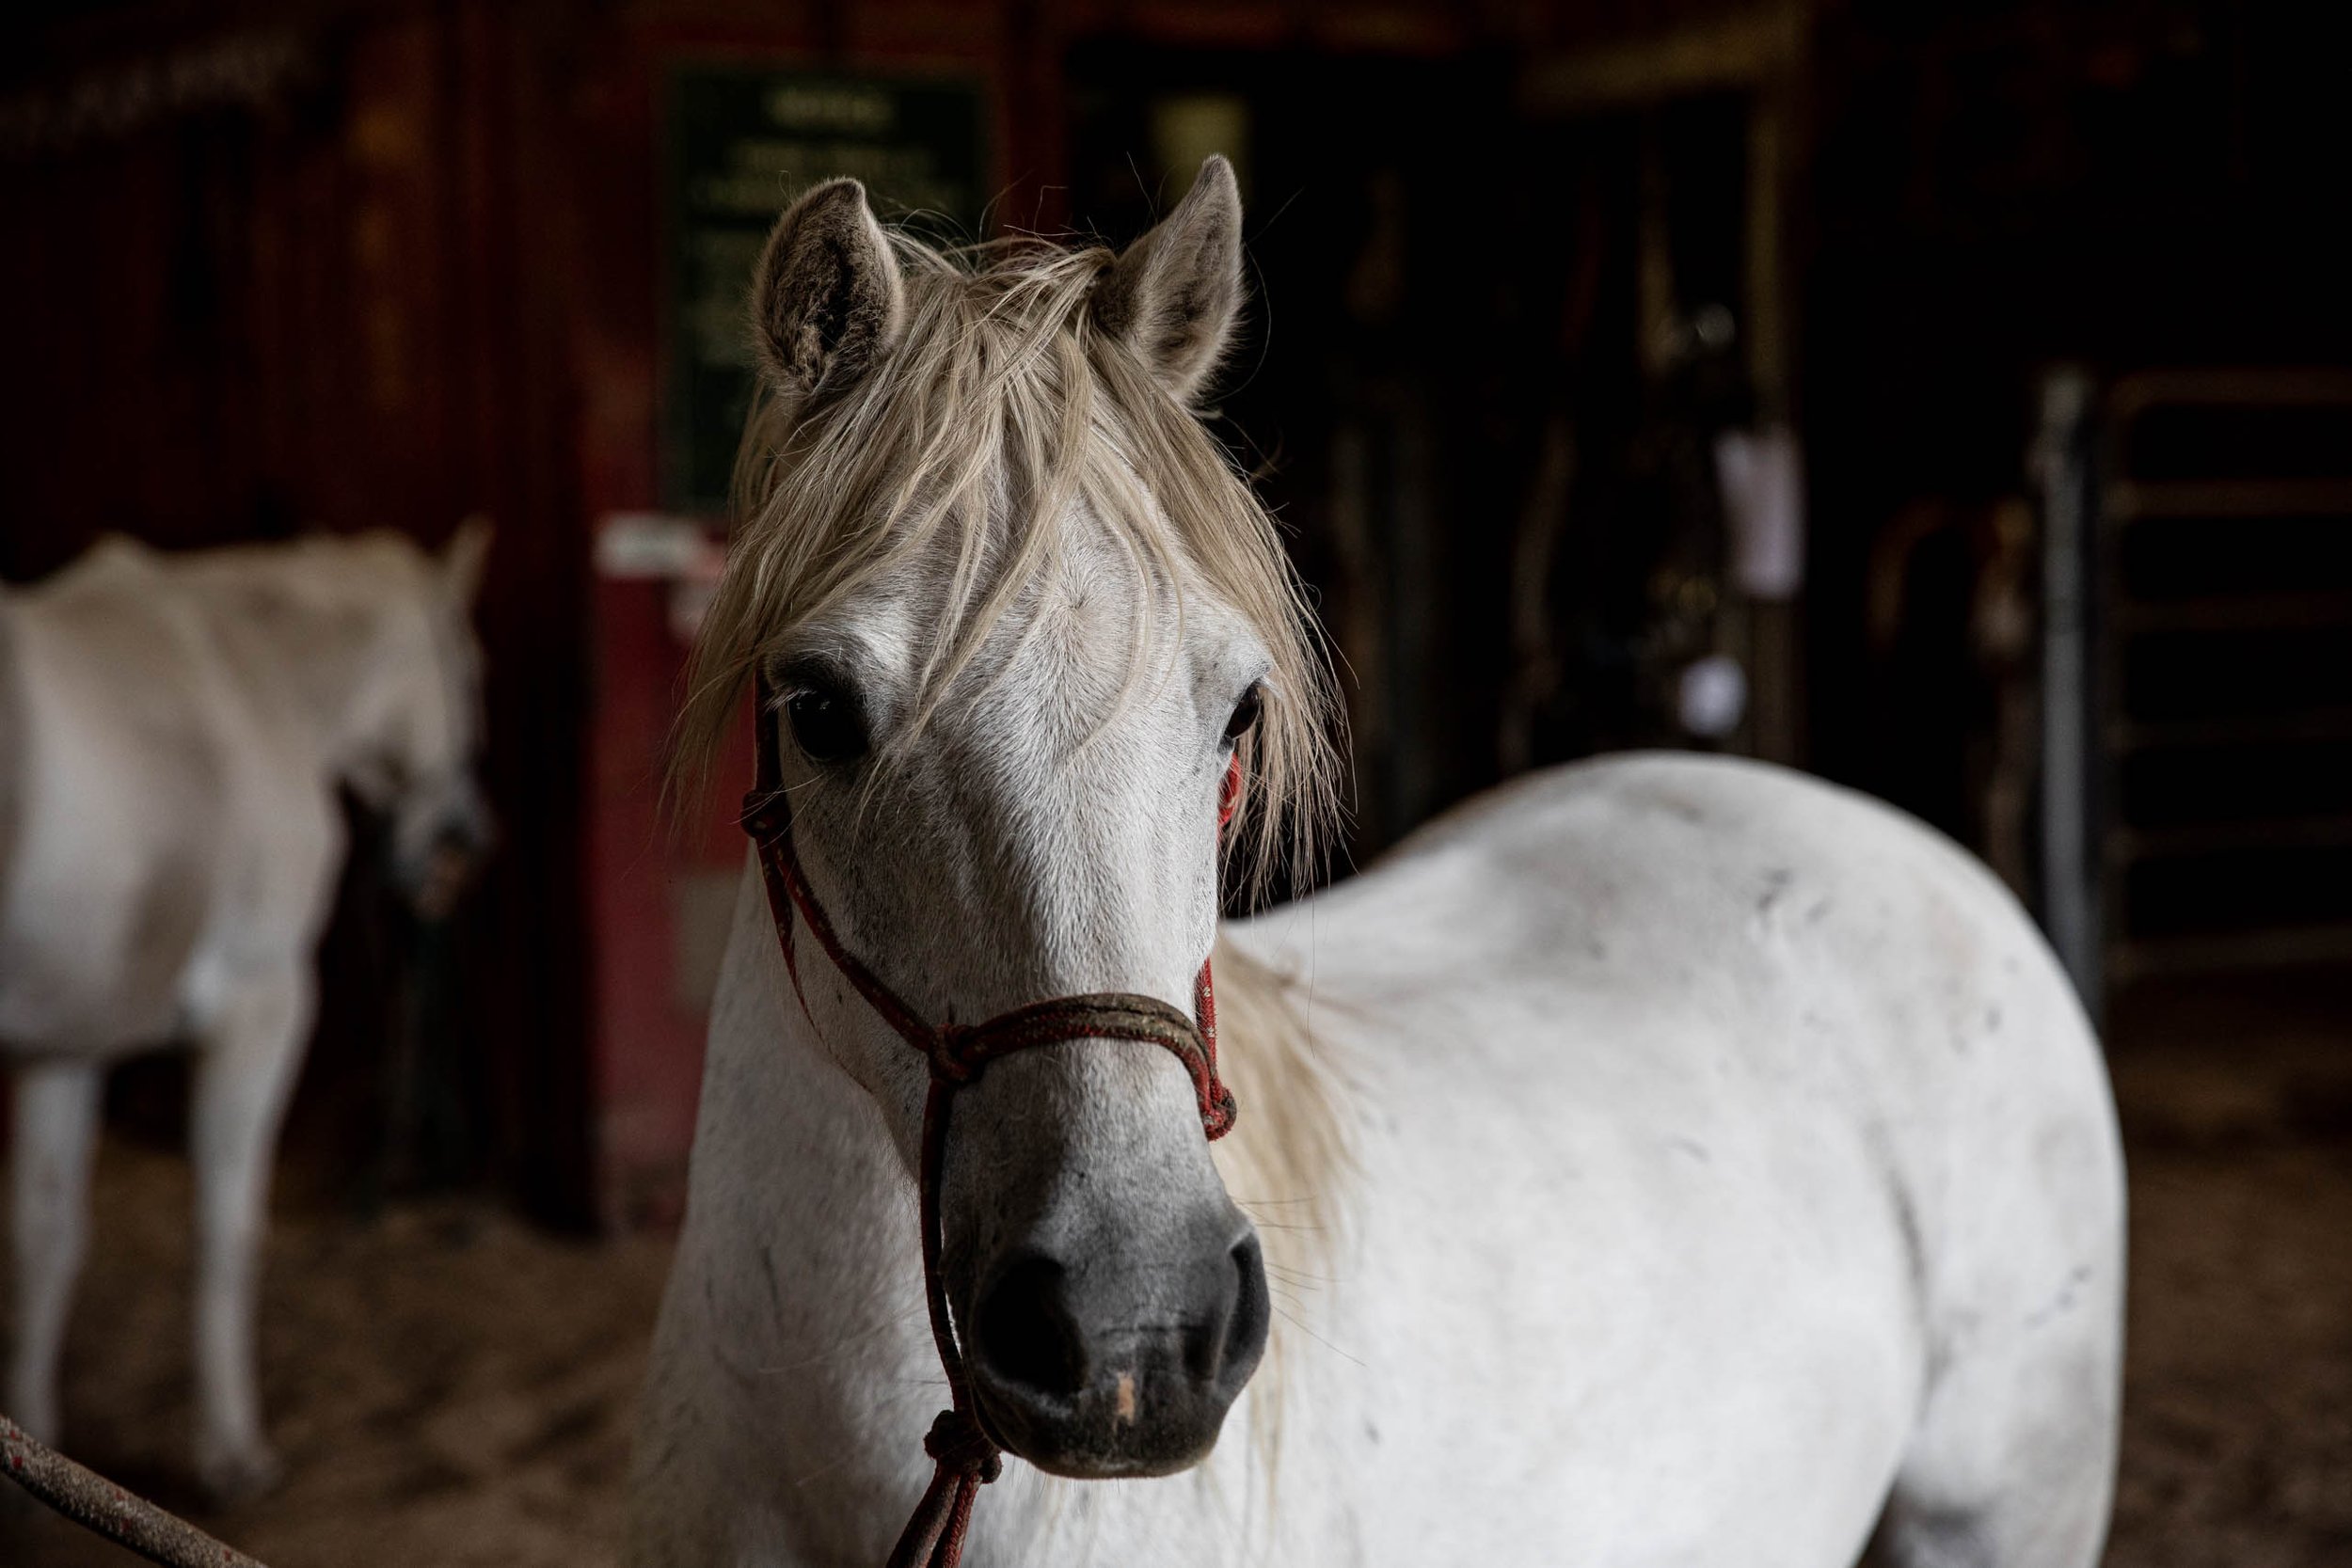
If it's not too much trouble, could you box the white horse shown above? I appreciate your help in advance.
[628,162,2123,1567]
[0,527,492,1499]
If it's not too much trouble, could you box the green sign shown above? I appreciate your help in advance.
[662,66,988,513]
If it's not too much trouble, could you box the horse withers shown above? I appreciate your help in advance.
[0,525,491,1500]
[628,162,2123,1567]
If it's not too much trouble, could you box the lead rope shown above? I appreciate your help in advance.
[741,685,1242,1568]
[1,1415,271,1568]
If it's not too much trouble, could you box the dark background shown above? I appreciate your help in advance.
[5,5,2352,1564]
[3,0,2347,1225]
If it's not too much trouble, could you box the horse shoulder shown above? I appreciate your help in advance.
[165,565,353,1014]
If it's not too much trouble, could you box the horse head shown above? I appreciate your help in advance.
[342,520,495,920]
[681,161,1338,1481]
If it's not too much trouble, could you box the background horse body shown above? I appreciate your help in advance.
[0,529,489,1499]
[628,164,2122,1567]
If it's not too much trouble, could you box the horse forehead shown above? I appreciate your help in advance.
[845,515,1206,707]
[972,582,1238,763]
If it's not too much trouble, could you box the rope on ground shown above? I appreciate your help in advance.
[1,1413,271,1568]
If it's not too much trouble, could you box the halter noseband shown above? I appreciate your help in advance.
[739,676,1240,1568]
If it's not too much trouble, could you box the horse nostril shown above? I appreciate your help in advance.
[975,1253,1087,1400]
[1202,1232,1271,1389]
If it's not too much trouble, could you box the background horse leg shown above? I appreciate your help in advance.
[7,1061,103,1445]
[189,966,310,1503]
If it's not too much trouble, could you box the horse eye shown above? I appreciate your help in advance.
[786,685,866,764]
[1223,684,1263,745]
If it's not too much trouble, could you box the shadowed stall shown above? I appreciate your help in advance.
[3,1,2346,1564]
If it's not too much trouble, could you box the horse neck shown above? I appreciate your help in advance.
[685,860,928,1370]
[202,561,413,777]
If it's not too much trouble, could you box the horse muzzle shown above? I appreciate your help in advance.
[392,790,496,919]
[962,1217,1270,1477]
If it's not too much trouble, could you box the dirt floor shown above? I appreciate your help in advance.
[4,976,2349,1567]
[2100,976,2352,1568]
[0,1148,673,1568]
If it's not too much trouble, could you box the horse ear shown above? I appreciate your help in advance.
[751,179,907,400]
[442,515,493,606]
[1095,155,1246,402]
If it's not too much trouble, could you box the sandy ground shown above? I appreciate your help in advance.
[2101,980,2352,1568]
[4,980,2348,1566]
[0,1149,673,1567]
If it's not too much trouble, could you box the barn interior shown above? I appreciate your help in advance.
[2,1,2348,1563]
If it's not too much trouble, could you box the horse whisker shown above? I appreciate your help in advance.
[1272,1304,1368,1370]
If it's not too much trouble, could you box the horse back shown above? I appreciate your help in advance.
[1294,750,2117,1224]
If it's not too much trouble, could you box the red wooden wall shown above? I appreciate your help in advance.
[1,0,1574,1227]
[0,8,595,1220]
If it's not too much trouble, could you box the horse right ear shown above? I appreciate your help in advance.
[750,179,907,401]
[1093,155,1246,402]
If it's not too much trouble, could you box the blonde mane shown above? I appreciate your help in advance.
[675,228,1343,903]
[1208,938,1349,1267]
[1197,933,1351,1513]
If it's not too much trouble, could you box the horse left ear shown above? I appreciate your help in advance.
[1095,155,1246,403]
[751,178,907,401]
[443,515,493,606]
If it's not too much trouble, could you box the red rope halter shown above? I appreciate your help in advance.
[740,679,1242,1568]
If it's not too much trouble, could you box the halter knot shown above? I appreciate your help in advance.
[930,1024,990,1085]
[921,1410,1003,1484]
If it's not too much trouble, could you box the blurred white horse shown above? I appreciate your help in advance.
[628,164,2124,1567]
[0,526,491,1499]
